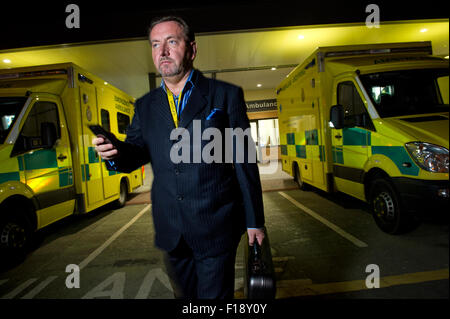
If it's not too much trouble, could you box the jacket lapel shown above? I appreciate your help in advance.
[178,70,209,128]
[152,87,176,130]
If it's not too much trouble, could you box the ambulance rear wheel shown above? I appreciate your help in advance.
[369,178,410,234]
[294,164,308,191]
[114,180,128,208]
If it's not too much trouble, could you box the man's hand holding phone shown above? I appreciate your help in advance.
[90,125,120,160]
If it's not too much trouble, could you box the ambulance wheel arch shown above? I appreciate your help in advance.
[0,181,38,231]
[0,194,37,262]
[363,153,403,185]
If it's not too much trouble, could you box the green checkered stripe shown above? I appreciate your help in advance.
[281,129,326,162]
[81,147,118,182]
[0,171,20,184]
[332,128,419,176]
[82,147,96,182]
[0,149,73,187]
[281,127,420,177]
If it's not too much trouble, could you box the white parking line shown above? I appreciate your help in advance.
[21,276,58,299]
[278,192,368,248]
[78,204,151,270]
[1,278,37,299]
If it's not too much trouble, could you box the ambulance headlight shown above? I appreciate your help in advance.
[405,142,449,173]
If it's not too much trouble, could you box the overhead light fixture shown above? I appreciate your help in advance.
[3,59,11,64]
[298,35,305,40]
[257,84,262,87]
[271,67,276,71]
[420,28,428,33]
[104,82,108,85]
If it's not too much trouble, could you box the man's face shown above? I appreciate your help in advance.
[150,21,196,78]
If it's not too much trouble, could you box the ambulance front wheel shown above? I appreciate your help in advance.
[369,178,415,234]
[0,211,32,266]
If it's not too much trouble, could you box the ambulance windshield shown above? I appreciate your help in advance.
[360,68,449,118]
[0,97,27,144]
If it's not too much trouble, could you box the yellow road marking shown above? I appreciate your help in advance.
[275,268,449,298]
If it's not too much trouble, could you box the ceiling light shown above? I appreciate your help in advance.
[298,35,305,40]
[257,84,262,87]
[420,28,428,33]
[271,67,276,71]
[3,59,11,64]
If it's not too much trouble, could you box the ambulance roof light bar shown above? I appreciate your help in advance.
[325,45,433,58]
[0,69,67,80]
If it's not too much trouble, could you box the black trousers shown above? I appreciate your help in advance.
[163,236,240,299]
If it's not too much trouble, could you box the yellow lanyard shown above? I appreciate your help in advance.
[167,89,183,128]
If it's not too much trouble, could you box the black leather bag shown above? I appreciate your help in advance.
[244,229,276,299]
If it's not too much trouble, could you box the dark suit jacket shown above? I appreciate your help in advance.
[109,70,265,257]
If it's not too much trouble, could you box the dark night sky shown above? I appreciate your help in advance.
[0,0,447,50]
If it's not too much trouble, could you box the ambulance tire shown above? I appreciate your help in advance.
[294,164,309,191]
[0,211,32,266]
[114,179,128,208]
[369,178,417,234]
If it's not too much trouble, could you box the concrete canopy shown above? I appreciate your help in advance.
[1,19,448,99]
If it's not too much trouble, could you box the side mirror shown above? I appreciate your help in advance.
[41,122,57,148]
[330,105,344,130]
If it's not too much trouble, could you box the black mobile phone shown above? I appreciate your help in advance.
[88,125,119,146]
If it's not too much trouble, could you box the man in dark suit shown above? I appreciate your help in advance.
[93,15,265,299]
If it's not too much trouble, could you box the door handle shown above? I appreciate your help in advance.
[58,154,67,161]
[334,134,342,139]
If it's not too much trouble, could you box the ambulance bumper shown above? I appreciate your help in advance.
[391,177,449,214]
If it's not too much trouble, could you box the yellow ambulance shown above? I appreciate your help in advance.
[0,63,144,262]
[277,42,449,234]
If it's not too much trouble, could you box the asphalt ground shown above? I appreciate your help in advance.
[0,162,448,315]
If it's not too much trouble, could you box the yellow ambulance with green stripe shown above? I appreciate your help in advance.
[277,42,449,234]
[0,63,144,262]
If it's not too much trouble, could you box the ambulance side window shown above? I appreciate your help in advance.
[117,112,130,135]
[13,101,60,154]
[338,81,375,131]
[101,109,111,132]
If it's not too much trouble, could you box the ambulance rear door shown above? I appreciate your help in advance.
[79,80,104,207]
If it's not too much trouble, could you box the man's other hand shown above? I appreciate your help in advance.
[247,228,265,246]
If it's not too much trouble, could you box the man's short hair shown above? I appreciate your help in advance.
[148,15,195,43]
